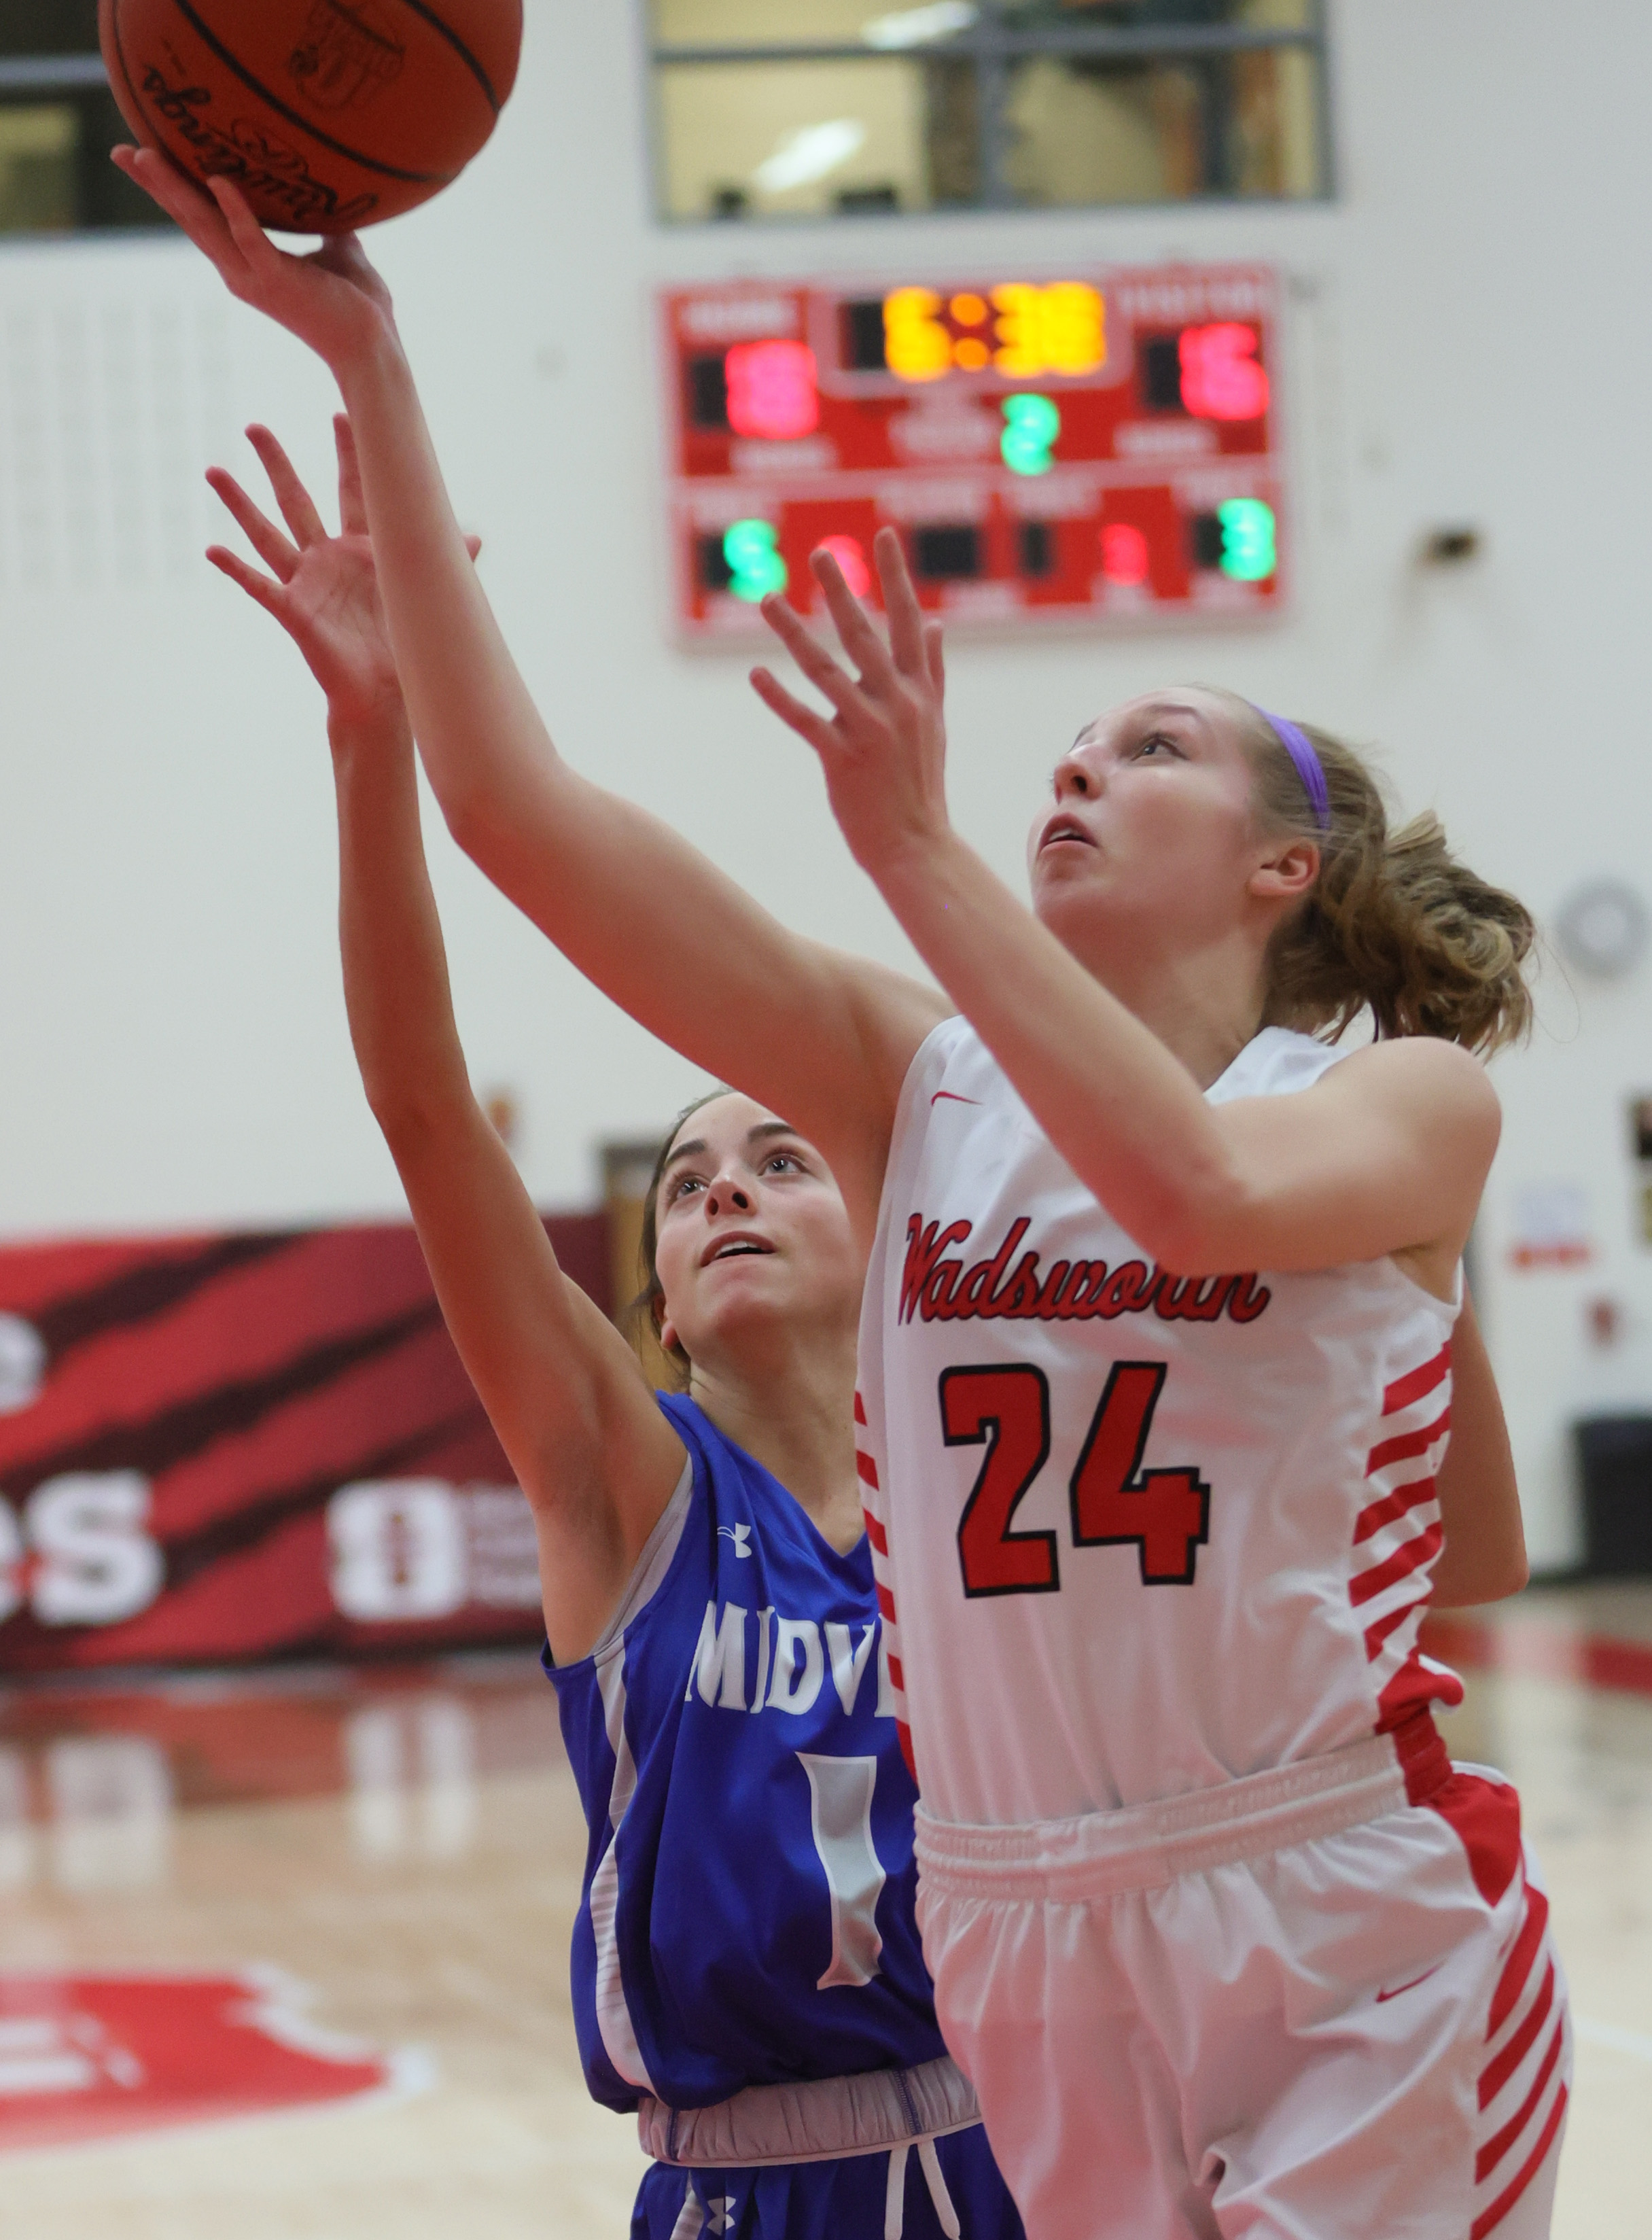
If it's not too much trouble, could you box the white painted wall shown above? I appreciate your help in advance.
[0,0,1647,1568]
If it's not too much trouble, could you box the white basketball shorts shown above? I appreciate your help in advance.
[913,1720,1568,2240]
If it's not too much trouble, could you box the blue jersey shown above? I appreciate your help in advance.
[546,1393,949,2114]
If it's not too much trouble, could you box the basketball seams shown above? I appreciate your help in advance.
[391,0,507,113]
[159,0,459,187]
[106,7,150,154]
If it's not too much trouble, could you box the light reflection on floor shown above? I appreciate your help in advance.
[0,1589,1646,2237]
[0,1654,649,2239]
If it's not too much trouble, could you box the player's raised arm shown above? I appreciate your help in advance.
[112,151,946,1236]
[206,417,684,1662]
[752,530,1511,1290]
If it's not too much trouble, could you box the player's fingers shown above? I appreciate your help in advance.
[749,667,839,759]
[334,415,369,539]
[463,533,483,561]
[758,594,864,718]
[206,543,286,615]
[205,174,283,275]
[875,526,927,676]
[812,549,897,688]
[924,618,946,697]
[113,145,242,271]
[205,466,300,581]
[316,232,381,289]
[245,424,328,548]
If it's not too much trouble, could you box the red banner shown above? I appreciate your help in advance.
[0,1218,608,1672]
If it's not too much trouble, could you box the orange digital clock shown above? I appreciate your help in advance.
[881,281,1108,383]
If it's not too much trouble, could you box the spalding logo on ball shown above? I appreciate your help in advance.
[99,0,523,233]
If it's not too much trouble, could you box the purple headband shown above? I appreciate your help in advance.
[1256,705,1331,833]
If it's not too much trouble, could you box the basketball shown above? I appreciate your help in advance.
[99,0,523,234]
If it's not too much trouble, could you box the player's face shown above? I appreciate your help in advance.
[651,1093,861,1367]
[1025,688,1267,958]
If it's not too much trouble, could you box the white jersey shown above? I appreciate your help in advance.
[855,1017,1464,1827]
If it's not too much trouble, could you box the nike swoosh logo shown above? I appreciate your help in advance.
[931,1091,981,1106]
[1375,1963,1445,2002]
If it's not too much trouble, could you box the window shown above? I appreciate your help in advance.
[650,1,1328,223]
[1,3,163,237]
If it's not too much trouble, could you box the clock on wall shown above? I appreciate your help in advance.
[1554,879,1649,980]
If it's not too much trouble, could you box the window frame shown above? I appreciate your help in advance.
[0,44,169,239]
[647,0,1333,224]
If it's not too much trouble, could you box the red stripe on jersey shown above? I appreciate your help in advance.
[1378,1649,1462,1732]
[1366,1407,1451,1477]
[877,1583,898,1622]
[854,1391,867,1425]
[887,1651,904,1691]
[1384,1344,1452,1417]
[1365,1601,1418,1659]
[1476,2012,1565,2182]
[1479,1961,1555,2108]
[1470,2083,1566,2240]
[856,1450,880,1490]
[1354,1475,1438,1545]
[1384,1705,1451,1802]
[1490,1887,1550,2038]
[1349,1521,1442,1607]
[863,1511,889,1556]
[1426,1768,1522,1905]
[1356,1353,1458,1743]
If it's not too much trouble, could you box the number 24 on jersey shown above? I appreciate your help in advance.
[940,1361,1210,1596]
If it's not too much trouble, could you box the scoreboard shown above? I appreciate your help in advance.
[661,264,1284,642]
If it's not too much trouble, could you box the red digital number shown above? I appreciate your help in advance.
[724,340,819,441]
[1178,322,1269,421]
[1069,1363,1210,1583]
[1100,521,1151,586]
[940,1365,1059,1598]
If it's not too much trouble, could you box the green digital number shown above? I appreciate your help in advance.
[723,519,788,601]
[1217,498,1276,582]
[1001,394,1060,478]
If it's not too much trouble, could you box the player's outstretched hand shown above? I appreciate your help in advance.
[111,147,395,375]
[207,415,480,735]
[751,525,951,880]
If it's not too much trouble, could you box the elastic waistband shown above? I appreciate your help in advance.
[915,1720,1449,1904]
[637,2054,980,2170]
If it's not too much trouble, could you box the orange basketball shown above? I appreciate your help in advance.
[99,0,523,234]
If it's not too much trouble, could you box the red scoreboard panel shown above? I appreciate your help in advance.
[661,264,1283,642]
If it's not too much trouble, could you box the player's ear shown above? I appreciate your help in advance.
[1249,835,1319,903]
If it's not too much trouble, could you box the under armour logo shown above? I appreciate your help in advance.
[718,1524,753,1558]
[706,2197,735,2234]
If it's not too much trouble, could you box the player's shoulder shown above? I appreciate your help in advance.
[1210,1023,1342,1102]
[656,1393,790,1535]
[1223,1023,1494,1104]
[1319,1032,1496,1104]
[1308,1034,1500,1147]
[919,1011,1006,1083]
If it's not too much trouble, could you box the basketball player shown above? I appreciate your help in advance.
[740,549,1568,2240]
[203,418,1025,2240]
[126,154,1553,2240]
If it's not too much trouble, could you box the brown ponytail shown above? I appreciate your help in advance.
[1214,692,1534,1055]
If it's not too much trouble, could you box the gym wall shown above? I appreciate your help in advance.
[0,0,1647,1571]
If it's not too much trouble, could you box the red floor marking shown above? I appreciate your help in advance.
[1424,1615,1652,1698]
[0,1972,403,2152]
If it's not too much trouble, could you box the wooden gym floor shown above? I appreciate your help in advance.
[1,1586,1648,2239]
